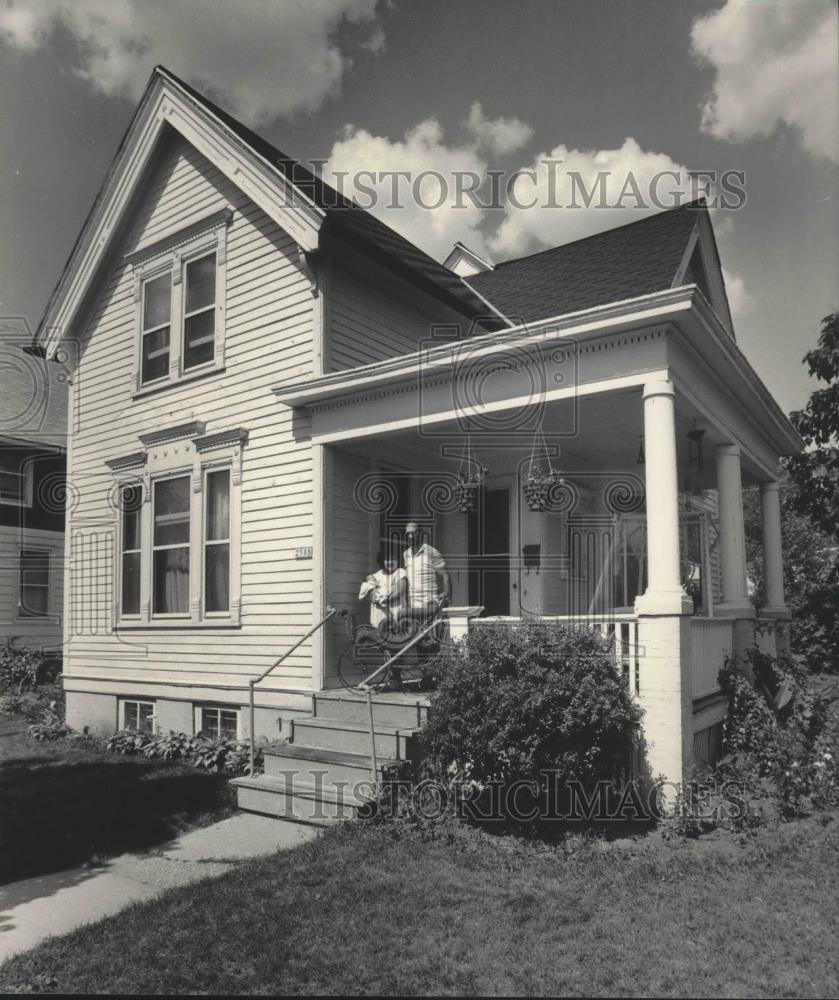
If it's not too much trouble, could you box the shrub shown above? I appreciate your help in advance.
[27,719,72,741]
[717,650,839,819]
[104,729,262,775]
[0,638,43,694]
[421,621,641,788]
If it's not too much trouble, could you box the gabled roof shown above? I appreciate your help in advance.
[468,202,720,324]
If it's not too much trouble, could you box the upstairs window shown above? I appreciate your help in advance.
[183,253,217,370]
[127,207,231,395]
[141,273,172,384]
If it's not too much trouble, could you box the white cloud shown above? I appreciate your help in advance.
[488,137,699,258]
[325,118,492,260]
[466,102,533,157]
[0,0,380,124]
[691,0,838,163]
[722,267,754,319]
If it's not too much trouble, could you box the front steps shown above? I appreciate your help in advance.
[231,688,429,825]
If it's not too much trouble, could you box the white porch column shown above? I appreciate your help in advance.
[760,481,787,614]
[635,379,692,616]
[634,379,693,796]
[715,444,753,617]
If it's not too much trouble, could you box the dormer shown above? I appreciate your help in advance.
[443,242,494,278]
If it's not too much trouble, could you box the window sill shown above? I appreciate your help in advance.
[133,363,225,400]
[115,619,241,631]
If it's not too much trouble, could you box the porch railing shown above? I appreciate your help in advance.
[473,613,641,695]
[247,606,339,776]
[690,617,733,698]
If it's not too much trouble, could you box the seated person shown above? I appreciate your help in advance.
[358,549,408,634]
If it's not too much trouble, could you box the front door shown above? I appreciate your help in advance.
[468,484,511,616]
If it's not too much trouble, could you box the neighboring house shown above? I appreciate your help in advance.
[0,332,67,662]
[33,67,800,811]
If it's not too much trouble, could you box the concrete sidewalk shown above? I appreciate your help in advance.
[0,813,318,963]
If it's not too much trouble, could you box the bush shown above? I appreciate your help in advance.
[27,719,72,742]
[421,621,641,788]
[717,650,839,820]
[105,729,262,775]
[0,639,44,694]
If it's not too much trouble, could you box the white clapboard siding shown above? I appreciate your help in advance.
[65,132,318,689]
[0,526,65,657]
[329,259,444,370]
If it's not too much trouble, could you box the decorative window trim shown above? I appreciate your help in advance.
[129,207,232,396]
[109,422,245,630]
[119,698,157,733]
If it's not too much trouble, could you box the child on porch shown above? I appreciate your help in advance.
[358,548,408,634]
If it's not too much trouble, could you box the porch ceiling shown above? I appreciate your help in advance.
[333,385,735,490]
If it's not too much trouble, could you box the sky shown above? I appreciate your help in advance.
[0,0,836,415]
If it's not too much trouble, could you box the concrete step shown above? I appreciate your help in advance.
[262,742,398,788]
[231,774,374,825]
[292,715,421,761]
[313,689,430,729]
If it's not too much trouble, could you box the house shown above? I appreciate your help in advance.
[0,328,67,663]
[33,66,801,816]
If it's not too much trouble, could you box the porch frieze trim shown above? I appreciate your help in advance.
[307,326,669,415]
[139,419,207,447]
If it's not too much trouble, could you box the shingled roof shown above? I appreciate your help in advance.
[158,67,505,332]
[467,204,703,323]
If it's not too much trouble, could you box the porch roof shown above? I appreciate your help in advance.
[272,285,803,463]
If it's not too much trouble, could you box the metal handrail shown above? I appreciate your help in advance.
[356,613,444,785]
[248,606,338,776]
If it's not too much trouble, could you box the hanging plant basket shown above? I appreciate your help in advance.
[454,434,486,513]
[523,470,563,512]
[454,475,481,513]
[523,427,562,512]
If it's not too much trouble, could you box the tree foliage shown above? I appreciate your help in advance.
[786,312,839,540]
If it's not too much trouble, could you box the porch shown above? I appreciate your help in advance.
[274,293,799,786]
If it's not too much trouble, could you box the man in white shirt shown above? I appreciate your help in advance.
[403,521,451,617]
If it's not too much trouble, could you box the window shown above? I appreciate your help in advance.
[204,469,230,613]
[153,476,190,615]
[121,699,155,733]
[183,253,216,370]
[121,484,142,615]
[108,422,245,628]
[128,208,230,394]
[19,548,49,617]
[199,706,238,741]
[141,273,172,384]
[0,450,31,506]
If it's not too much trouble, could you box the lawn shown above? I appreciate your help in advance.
[1,810,837,996]
[0,715,235,884]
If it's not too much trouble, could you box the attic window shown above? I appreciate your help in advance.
[130,209,231,396]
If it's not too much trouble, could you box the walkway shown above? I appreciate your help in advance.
[0,812,317,963]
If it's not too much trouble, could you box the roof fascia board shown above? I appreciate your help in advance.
[37,72,323,356]
[672,290,802,456]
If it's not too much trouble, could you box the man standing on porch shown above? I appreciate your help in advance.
[403,522,451,617]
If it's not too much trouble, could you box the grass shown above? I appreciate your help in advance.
[1,811,837,996]
[0,715,235,884]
